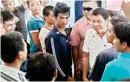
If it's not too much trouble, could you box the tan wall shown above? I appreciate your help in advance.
[122,2,130,19]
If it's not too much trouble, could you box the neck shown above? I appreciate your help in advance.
[4,62,21,70]
[55,23,66,36]
[55,23,65,32]
[33,14,41,19]
[123,47,130,53]
[45,22,53,30]
[99,33,105,38]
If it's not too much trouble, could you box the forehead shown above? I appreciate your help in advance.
[92,14,104,21]
[57,13,69,17]
[29,0,40,4]
[2,0,14,3]
[4,19,15,24]
[83,1,98,8]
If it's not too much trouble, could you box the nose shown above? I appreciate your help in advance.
[93,22,99,27]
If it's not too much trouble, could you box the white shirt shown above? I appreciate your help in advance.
[0,65,28,82]
[83,29,112,68]
[39,26,50,53]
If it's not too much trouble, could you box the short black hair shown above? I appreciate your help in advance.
[1,9,14,23]
[92,7,109,20]
[26,52,56,81]
[53,2,70,17]
[110,15,129,26]
[1,31,25,63]
[114,22,130,47]
[43,5,54,16]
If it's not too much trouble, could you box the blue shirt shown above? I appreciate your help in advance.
[27,16,45,53]
[45,26,72,80]
[75,0,83,22]
[101,52,130,81]
[89,47,119,81]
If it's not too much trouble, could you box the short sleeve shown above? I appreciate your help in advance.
[70,23,81,46]
[27,20,39,33]
[83,31,90,53]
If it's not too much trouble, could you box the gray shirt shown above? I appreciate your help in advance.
[13,5,27,41]
[0,65,28,82]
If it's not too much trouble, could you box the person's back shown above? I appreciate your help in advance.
[0,31,28,81]
[26,52,57,81]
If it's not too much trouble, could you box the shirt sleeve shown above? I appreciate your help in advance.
[17,5,25,13]
[27,20,39,33]
[83,31,89,53]
[70,23,81,46]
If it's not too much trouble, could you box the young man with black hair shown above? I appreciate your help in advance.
[0,31,28,81]
[39,5,54,53]
[1,9,16,32]
[101,21,130,81]
[82,7,112,81]
[26,52,57,81]
[45,2,74,81]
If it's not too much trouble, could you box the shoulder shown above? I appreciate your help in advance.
[98,48,119,59]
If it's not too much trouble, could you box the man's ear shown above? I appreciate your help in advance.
[122,42,127,49]
[17,51,23,59]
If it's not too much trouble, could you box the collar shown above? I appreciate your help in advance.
[120,52,130,59]
[31,16,43,21]
[82,16,92,25]
[0,65,25,76]
[53,26,68,37]
[91,28,107,39]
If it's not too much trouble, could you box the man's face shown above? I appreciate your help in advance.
[20,39,27,62]
[3,19,16,32]
[113,35,124,52]
[55,13,69,28]
[106,20,115,43]
[45,11,55,25]
[83,1,97,19]
[0,17,5,35]
[29,0,42,15]
[92,14,108,35]
[2,0,15,11]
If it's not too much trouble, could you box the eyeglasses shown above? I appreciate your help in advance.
[83,7,93,11]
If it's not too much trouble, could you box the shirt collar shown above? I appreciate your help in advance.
[120,52,130,58]
[53,25,68,37]
[1,65,25,76]
[82,16,92,25]
[31,16,43,21]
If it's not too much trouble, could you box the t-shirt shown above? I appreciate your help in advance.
[101,52,130,81]
[27,16,45,53]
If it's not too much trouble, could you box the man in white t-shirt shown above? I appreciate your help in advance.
[82,8,112,81]
[39,5,54,53]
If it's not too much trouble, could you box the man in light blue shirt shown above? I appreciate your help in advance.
[101,21,130,81]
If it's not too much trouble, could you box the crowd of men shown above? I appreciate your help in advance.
[0,0,130,81]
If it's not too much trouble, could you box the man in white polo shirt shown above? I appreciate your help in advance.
[82,8,112,81]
